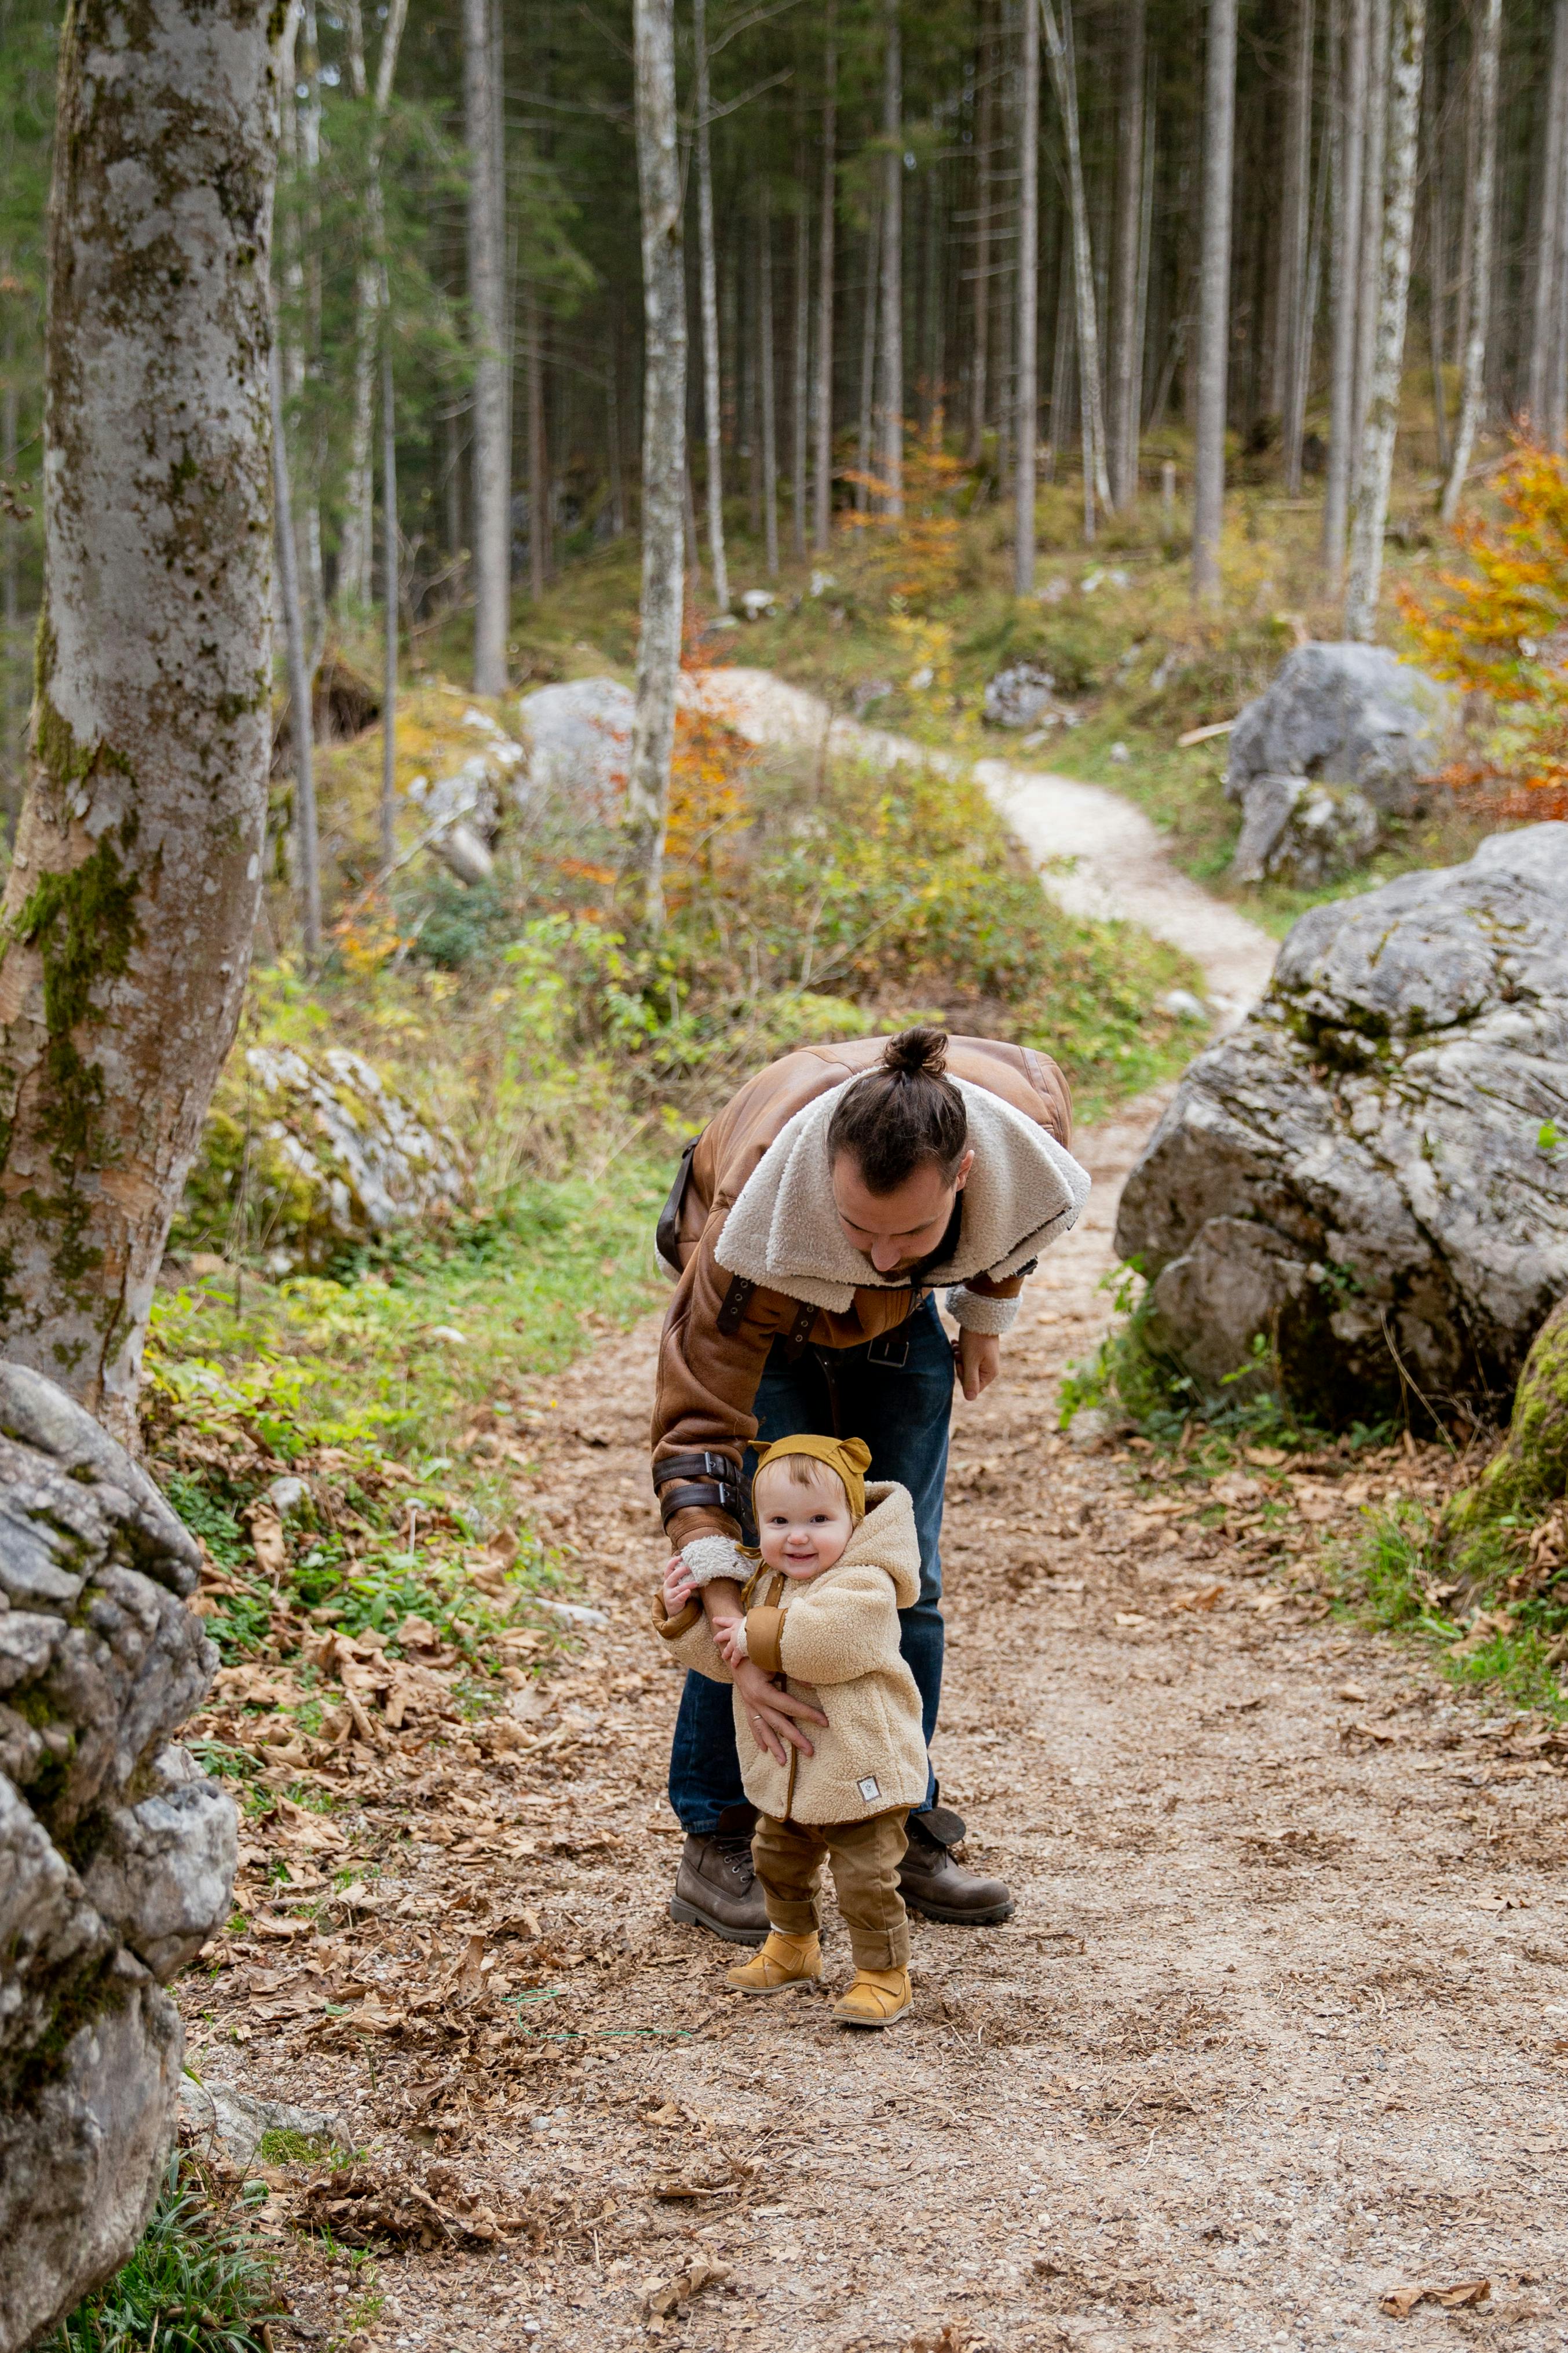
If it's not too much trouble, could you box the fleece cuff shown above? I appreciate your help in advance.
[945,1283,1022,1336]
[681,1534,748,1589]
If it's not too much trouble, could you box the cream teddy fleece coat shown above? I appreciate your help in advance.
[652,1482,928,1826]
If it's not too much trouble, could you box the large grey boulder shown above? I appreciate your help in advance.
[1116,825,1568,1427]
[517,678,634,823]
[1226,641,1458,883]
[0,1364,233,2353]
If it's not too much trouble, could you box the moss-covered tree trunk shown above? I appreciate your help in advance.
[0,0,279,1442]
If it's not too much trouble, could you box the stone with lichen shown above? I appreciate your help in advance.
[1116,825,1568,1428]
[0,1362,233,2352]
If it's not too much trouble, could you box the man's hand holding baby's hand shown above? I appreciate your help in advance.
[662,1555,696,1613]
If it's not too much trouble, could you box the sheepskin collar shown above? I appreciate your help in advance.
[713,1072,1090,1312]
[756,1480,922,1611]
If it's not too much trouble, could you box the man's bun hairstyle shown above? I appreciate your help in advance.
[827,1026,968,1196]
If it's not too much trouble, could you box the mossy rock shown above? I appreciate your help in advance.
[1439,1293,1568,1581]
[173,1043,469,1274]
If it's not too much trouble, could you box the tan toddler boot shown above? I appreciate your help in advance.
[725,1929,823,1994]
[832,1966,912,2027]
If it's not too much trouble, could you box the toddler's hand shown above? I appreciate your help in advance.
[663,1555,696,1613]
[712,1611,747,1669]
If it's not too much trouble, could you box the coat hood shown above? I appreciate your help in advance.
[828,1479,922,1611]
[712,1072,1090,1314]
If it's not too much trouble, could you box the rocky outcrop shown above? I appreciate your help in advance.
[404,704,526,887]
[1226,642,1457,884]
[517,678,634,822]
[178,1042,470,1276]
[1116,825,1568,1427]
[0,1363,233,2352]
[982,663,1059,731]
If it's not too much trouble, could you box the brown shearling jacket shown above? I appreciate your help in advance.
[652,1034,1073,1547]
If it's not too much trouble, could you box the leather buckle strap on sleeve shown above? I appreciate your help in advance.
[717,1274,756,1336]
[781,1297,817,1362]
[652,1448,746,1530]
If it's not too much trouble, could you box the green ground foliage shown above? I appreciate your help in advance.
[45,2157,281,2352]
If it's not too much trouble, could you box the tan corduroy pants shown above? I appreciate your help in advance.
[752,1811,911,1971]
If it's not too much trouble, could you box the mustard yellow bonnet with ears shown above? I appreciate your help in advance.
[750,1433,874,1522]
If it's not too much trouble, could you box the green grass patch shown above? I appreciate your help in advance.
[1334,1502,1568,1717]
[43,2157,280,2353]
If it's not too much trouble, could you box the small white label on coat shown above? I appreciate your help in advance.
[857,1776,882,1801]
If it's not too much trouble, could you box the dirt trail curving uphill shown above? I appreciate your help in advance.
[688,667,1277,1030]
[181,704,1568,2351]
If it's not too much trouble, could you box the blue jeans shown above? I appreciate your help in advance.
[667,1296,955,1833]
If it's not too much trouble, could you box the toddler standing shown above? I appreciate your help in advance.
[655,1434,927,2027]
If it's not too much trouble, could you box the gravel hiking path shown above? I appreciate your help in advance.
[180,703,1567,2352]
[687,666,1277,1029]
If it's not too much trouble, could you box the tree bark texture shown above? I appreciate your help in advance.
[464,0,509,696]
[1191,0,1238,602]
[1344,0,1427,640]
[628,0,685,936]
[760,188,780,578]
[1014,0,1040,590]
[526,280,549,597]
[1441,0,1500,520]
[1040,0,1112,532]
[1108,0,1146,509]
[813,13,837,554]
[693,0,730,613]
[1324,0,1367,580]
[1273,0,1314,435]
[1354,0,1389,444]
[879,0,904,515]
[334,0,408,617]
[0,0,278,1438]
[792,149,810,559]
[968,8,995,466]
[271,341,320,964]
[381,330,397,875]
[1528,0,1568,432]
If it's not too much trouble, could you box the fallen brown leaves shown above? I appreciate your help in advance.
[1379,2278,1490,2318]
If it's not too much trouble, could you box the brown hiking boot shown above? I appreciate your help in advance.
[669,1804,768,1945]
[899,1805,1014,1925]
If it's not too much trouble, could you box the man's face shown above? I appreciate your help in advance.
[830,1149,975,1275]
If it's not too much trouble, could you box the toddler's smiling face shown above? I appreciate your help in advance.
[754,1458,854,1581]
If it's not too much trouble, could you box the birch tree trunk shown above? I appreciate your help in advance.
[1273,0,1314,432]
[792,152,810,560]
[693,0,730,613]
[813,11,838,553]
[1441,0,1500,521]
[1040,0,1112,532]
[760,189,780,578]
[334,0,410,618]
[465,0,509,696]
[1324,0,1368,581]
[1344,0,1427,640]
[1191,0,1238,603]
[1108,0,1146,509]
[628,0,685,936]
[879,0,904,516]
[1014,0,1039,590]
[0,0,276,1436]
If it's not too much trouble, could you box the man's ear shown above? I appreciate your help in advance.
[952,1148,977,1192]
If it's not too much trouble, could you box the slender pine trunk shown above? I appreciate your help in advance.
[526,281,549,598]
[1109,0,1146,509]
[1424,41,1449,472]
[1442,0,1500,520]
[336,0,410,618]
[760,188,780,578]
[1529,0,1568,431]
[465,0,509,695]
[1344,0,1427,640]
[857,209,880,512]
[693,0,730,613]
[1354,0,1389,444]
[1288,91,1329,493]
[628,0,686,936]
[1324,0,1367,579]
[1191,0,1238,602]
[1274,0,1314,440]
[1014,0,1039,589]
[880,0,904,515]
[608,316,627,537]
[1040,0,1112,532]
[792,147,810,559]
[968,8,995,465]
[813,11,838,553]
[381,329,397,875]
